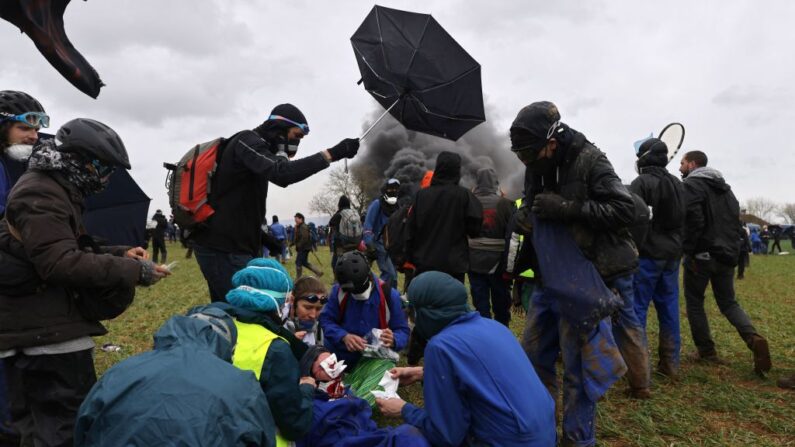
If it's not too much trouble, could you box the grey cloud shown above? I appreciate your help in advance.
[712,85,791,108]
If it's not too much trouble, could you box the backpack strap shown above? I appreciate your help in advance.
[335,286,349,325]
[376,276,390,329]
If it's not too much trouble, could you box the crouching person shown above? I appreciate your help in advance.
[376,271,556,447]
[74,308,275,446]
[283,276,328,346]
[319,251,409,408]
[0,119,168,446]
[210,258,314,444]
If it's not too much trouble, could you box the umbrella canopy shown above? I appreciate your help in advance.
[351,5,485,141]
[0,0,103,98]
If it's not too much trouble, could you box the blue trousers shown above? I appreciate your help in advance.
[374,241,397,289]
[468,271,511,326]
[0,360,12,435]
[193,245,253,302]
[633,258,681,375]
[522,287,627,447]
[608,274,650,391]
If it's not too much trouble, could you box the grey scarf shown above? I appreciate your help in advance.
[27,140,104,196]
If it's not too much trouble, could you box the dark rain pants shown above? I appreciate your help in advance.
[4,349,96,447]
[522,287,627,447]
[194,244,253,302]
[683,258,758,356]
[633,258,681,375]
[468,271,511,326]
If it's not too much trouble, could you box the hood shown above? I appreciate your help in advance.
[338,195,351,210]
[431,151,461,186]
[152,311,236,362]
[472,167,499,196]
[687,166,731,192]
[407,271,471,340]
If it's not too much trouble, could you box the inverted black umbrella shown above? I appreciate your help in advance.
[1,0,104,98]
[351,5,485,142]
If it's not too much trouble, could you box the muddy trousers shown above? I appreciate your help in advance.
[522,288,627,447]
[633,258,681,376]
[683,258,758,356]
[608,274,651,391]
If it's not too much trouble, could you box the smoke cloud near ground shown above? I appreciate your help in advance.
[351,105,525,200]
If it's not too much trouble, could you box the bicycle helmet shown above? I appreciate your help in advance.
[0,91,45,116]
[335,251,371,293]
[55,118,131,169]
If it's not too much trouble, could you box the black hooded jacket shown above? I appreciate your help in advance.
[682,167,743,265]
[407,152,483,275]
[521,127,638,280]
[192,130,329,255]
[629,159,685,260]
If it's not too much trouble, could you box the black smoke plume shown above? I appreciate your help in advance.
[351,105,525,201]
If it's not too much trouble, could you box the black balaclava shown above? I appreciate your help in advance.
[253,103,308,158]
[635,137,669,173]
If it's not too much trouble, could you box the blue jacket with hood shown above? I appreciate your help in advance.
[402,273,556,447]
[74,312,276,447]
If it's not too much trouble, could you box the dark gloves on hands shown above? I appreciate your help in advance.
[514,206,534,236]
[328,138,360,161]
[138,260,162,286]
[532,193,581,221]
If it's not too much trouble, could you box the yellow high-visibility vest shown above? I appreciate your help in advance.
[232,321,293,447]
[515,198,535,279]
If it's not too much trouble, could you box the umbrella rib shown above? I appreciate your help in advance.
[415,65,480,94]
[353,45,402,99]
[410,94,484,122]
[405,16,432,79]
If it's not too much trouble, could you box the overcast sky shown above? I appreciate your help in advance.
[2,0,793,222]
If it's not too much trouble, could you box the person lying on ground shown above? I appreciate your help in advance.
[284,276,328,346]
[376,271,556,447]
[74,307,275,447]
[319,250,410,407]
[295,346,429,447]
[208,258,314,443]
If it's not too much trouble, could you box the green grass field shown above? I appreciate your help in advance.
[95,243,795,446]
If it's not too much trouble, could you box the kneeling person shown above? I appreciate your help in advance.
[319,251,410,407]
[376,271,556,447]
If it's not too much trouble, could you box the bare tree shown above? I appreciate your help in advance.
[743,197,780,223]
[780,203,795,224]
[308,166,373,218]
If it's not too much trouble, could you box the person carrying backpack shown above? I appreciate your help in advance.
[363,179,401,288]
[680,150,771,375]
[629,137,686,379]
[186,104,359,302]
[329,195,361,272]
[319,251,410,407]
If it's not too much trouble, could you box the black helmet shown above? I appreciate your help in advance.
[335,251,371,293]
[56,118,131,169]
[0,91,45,116]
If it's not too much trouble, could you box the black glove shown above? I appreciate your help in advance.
[532,193,581,221]
[327,138,360,161]
[365,243,377,262]
[138,260,162,286]
[514,206,534,236]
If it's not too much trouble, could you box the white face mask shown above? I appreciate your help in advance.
[384,196,397,205]
[351,282,372,301]
[5,144,33,161]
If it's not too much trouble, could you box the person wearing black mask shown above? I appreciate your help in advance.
[629,137,686,379]
[191,104,360,302]
[510,101,643,446]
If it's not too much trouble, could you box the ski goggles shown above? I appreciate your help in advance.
[91,159,116,178]
[268,114,309,135]
[298,294,328,305]
[0,111,50,128]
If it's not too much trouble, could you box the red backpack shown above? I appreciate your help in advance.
[336,274,392,329]
[164,138,226,229]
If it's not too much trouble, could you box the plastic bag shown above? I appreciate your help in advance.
[363,328,399,362]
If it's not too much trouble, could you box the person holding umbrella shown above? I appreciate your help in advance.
[190,105,359,302]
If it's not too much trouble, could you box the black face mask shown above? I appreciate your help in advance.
[530,156,556,176]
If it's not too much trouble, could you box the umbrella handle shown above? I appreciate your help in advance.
[359,99,400,142]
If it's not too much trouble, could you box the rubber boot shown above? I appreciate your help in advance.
[748,334,772,376]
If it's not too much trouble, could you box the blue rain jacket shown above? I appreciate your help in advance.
[402,312,556,447]
[320,278,410,367]
[297,391,429,447]
[74,315,275,447]
[363,199,389,245]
